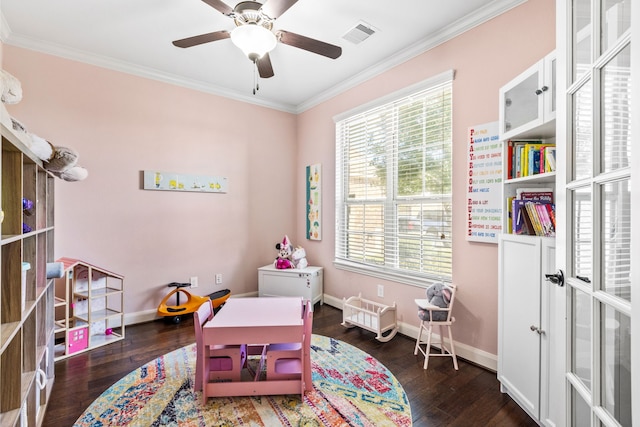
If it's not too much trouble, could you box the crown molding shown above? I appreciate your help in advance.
[1,0,526,115]
[295,0,527,113]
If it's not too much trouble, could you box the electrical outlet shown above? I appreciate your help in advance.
[190,276,198,288]
[215,274,222,285]
[377,284,384,298]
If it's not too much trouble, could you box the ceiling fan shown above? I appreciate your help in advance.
[172,0,342,83]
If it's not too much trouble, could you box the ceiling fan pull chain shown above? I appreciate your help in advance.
[253,60,260,95]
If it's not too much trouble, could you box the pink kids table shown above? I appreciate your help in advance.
[201,297,310,399]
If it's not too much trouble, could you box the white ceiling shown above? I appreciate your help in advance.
[0,0,524,113]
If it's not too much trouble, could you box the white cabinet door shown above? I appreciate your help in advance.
[498,234,543,419]
[499,52,556,141]
[538,238,563,427]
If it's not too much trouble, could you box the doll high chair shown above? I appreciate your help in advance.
[413,283,458,370]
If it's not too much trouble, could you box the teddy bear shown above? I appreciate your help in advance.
[12,118,88,181]
[418,282,452,321]
[274,235,295,269]
[1,69,23,104]
[1,69,88,182]
[291,246,308,269]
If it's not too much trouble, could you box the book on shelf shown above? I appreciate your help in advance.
[535,203,555,236]
[544,147,556,172]
[508,187,555,236]
[506,140,555,179]
[525,202,545,236]
[516,187,554,203]
[507,196,515,233]
[512,199,532,235]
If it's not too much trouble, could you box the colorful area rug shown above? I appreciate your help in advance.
[74,334,411,426]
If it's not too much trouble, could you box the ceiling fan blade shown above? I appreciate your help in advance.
[201,0,234,15]
[277,30,342,59]
[172,30,230,48]
[256,53,275,78]
[260,0,299,19]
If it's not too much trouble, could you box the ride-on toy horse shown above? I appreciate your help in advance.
[157,282,231,324]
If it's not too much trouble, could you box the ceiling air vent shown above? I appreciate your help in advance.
[342,22,376,44]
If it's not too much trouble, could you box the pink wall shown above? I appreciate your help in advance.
[296,0,555,354]
[3,47,298,313]
[2,0,554,356]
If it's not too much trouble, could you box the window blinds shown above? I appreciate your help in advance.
[335,76,453,283]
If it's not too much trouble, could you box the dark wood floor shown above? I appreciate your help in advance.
[44,303,536,426]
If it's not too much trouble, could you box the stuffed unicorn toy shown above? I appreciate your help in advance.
[291,246,308,269]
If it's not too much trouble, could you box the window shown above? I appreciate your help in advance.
[335,71,453,286]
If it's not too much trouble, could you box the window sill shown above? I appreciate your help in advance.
[333,259,449,289]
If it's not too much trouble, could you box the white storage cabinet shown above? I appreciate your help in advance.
[499,51,556,140]
[497,49,565,426]
[258,264,323,305]
[498,235,557,423]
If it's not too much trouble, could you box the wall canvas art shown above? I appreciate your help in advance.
[143,170,227,193]
[306,164,321,240]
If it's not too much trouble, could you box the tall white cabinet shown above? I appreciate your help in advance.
[498,235,556,423]
[497,50,564,426]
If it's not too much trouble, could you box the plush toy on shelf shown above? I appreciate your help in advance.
[274,235,295,269]
[291,246,308,269]
[0,69,23,104]
[10,117,88,182]
[1,68,88,182]
[418,282,452,321]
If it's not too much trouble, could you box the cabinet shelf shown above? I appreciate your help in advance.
[74,308,122,323]
[74,287,123,299]
[0,322,20,353]
[504,171,556,185]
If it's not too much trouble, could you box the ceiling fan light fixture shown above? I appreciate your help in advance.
[231,24,277,61]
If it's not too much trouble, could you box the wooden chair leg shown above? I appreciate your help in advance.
[446,325,459,370]
[413,322,423,356]
[424,324,434,369]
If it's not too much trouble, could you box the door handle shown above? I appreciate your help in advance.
[545,270,565,287]
[530,325,545,335]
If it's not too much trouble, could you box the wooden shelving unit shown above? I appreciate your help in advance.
[1,122,55,427]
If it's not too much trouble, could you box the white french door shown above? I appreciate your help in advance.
[557,0,635,425]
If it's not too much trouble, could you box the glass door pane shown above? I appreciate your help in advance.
[601,305,631,426]
[572,387,592,426]
[602,0,631,53]
[573,187,593,279]
[601,180,631,301]
[601,44,631,173]
[504,72,540,134]
[572,288,592,390]
[573,0,592,82]
[574,82,593,180]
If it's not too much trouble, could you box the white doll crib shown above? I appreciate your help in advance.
[341,293,398,342]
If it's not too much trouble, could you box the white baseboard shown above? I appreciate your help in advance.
[126,292,497,372]
[323,294,497,372]
[125,291,260,326]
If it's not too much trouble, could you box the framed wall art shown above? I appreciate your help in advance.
[142,170,227,193]
[306,164,321,240]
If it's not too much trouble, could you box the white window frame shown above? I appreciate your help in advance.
[334,70,455,288]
